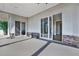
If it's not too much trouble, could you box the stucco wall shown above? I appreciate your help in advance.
[28,4,78,37]
[8,14,27,36]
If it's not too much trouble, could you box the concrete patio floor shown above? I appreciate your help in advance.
[0,37,79,56]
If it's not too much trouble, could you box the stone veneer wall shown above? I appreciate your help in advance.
[27,32,79,47]
[63,35,79,47]
[27,32,40,39]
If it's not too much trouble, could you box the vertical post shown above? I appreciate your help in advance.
[8,15,12,36]
[8,16,10,36]
[52,15,53,40]
[25,21,26,36]
[48,17,50,39]
[9,15,15,37]
[26,19,28,36]
[20,22,22,35]
[40,19,42,38]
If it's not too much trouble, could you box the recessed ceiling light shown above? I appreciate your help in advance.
[37,3,40,5]
[45,3,48,6]
[36,3,48,6]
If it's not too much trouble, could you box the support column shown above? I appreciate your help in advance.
[8,15,15,36]
[25,21,27,36]
[8,19,10,36]
[48,17,50,38]
[8,15,12,36]
[20,22,22,35]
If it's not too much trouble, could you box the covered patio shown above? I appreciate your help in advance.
[0,3,79,56]
[0,37,79,56]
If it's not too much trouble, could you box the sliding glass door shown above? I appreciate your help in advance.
[15,21,20,36]
[41,17,51,39]
[41,17,48,38]
[53,13,62,41]
[21,22,25,35]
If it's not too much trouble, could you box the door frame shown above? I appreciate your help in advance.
[21,22,26,35]
[52,13,62,42]
[15,21,20,36]
[40,16,52,40]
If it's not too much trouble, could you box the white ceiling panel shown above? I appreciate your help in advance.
[0,3,59,17]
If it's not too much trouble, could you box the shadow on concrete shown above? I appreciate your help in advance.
[32,41,51,56]
[0,38,31,47]
[39,38,79,49]
[32,38,79,56]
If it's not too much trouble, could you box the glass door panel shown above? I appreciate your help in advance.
[21,22,25,35]
[41,17,48,38]
[15,21,20,36]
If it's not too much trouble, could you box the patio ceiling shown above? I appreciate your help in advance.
[0,3,59,17]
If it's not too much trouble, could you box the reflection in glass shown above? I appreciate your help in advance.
[41,17,48,38]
